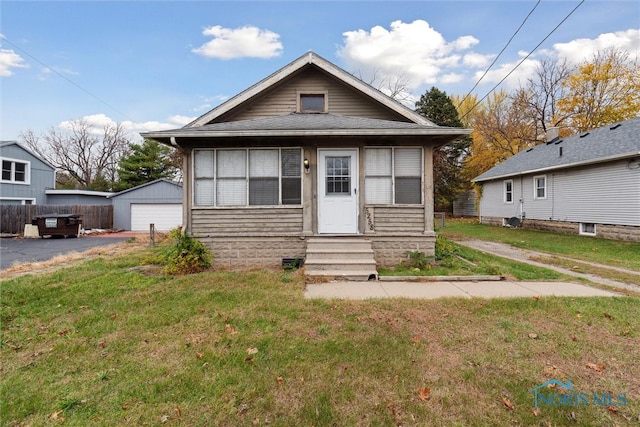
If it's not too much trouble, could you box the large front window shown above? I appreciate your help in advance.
[364,148,422,205]
[194,148,301,206]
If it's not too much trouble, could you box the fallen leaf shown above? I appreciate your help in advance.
[502,397,515,410]
[570,335,578,341]
[196,352,203,359]
[411,336,421,343]
[244,357,254,363]
[198,307,205,312]
[585,362,605,372]
[418,387,431,401]
[225,324,238,335]
[532,296,541,301]
[51,410,64,420]
[99,340,106,348]
[576,313,582,318]
[252,418,260,425]
[276,376,283,384]
[110,313,117,320]
[246,347,258,355]
[528,333,538,339]
[532,407,541,416]
[160,415,169,423]
[175,406,182,418]
[607,406,618,413]
[603,313,614,320]
[122,403,130,410]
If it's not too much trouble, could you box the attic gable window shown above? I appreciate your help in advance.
[299,92,327,113]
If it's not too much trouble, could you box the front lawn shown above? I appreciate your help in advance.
[2,243,638,426]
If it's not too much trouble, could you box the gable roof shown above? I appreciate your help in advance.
[0,140,57,171]
[473,117,640,182]
[187,51,434,127]
[108,178,182,198]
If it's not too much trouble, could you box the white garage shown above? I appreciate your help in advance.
[130,203,182,231]
[109,180,183,231]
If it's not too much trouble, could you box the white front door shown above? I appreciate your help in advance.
[318,149,358,234]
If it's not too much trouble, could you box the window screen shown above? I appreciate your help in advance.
[217,150,247,206]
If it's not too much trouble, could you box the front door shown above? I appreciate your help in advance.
[318,149,358,233]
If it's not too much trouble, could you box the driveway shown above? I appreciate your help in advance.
[0,236,131,271]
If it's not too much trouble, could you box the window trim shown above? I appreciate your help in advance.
[297,91,328,113]
[192,148,302,208]
[579,223,596,236]
[1,157,30,185]
[533,175,547,200]
[504,179,513,204]
[364,147,424,206]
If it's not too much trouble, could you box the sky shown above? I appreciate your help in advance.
[1,0,639,142]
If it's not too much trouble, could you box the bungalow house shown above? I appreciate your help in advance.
[0,140,56,205]
[473,117,640,241]
[141,52,470,274]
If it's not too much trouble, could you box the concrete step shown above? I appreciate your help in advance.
[305,269,379,281]
[304,238,378,281]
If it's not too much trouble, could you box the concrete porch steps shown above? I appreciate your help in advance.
[304,238,378,281]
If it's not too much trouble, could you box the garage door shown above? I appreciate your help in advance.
[130,204,182,231]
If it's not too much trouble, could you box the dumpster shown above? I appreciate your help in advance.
[32,214,83,238]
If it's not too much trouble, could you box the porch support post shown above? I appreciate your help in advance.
[302,147,314,234]
[424,145,434,233]
[182,147,192,234]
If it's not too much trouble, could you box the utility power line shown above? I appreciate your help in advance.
[457,0,541,110]
[459,0,585,122]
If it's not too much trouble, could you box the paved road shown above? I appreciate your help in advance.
[0,236,130,271]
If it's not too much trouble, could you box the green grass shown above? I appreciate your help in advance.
[439,218,640,271]
[379,243,565,281]
[2,243,639,426]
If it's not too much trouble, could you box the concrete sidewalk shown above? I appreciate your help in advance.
[304,280,621,300]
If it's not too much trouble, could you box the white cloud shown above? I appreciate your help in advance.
[552,29,640,64]
[57,113,197,142]
[192,25,282,59]
[474,52,541,91]
[338,20,479,89]
[0,48,28,76]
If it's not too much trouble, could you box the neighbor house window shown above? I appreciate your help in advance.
[299,92,327,113]
[580,223,596,236]
[1,158,29,184]
[365,147,422,205]
[533,175,546,199]
[504,180,513,203]
[193,148,301,207]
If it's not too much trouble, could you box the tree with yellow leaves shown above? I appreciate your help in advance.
[558,49,640,133]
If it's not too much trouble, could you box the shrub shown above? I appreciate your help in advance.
[162,228,212,275]
[403,250,433,270]
[435,235,459,260]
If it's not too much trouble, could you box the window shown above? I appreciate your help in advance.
[580,223,596,236]
[365,148,422,205]
[504,180,513,203]
[193,148,302,207]
[325,156,351,195]
[533,175,546,199]
[1,158,29,184]
[299,92,326,113]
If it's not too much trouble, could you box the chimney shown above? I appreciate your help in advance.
[546,127,559,142]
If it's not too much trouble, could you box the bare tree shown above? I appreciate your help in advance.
[524,58,574,138]
[355,67,414,104]
[20,119,131,190]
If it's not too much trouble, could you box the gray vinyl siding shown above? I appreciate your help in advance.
[366,206,425,233]
[0,143,55,204]
[479,160,640,226]
[224,68,408,122]
[191,207,303,235]
[110,180,183,230]
[47,194,112,205]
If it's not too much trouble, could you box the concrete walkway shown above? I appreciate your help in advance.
[304,280,621,300]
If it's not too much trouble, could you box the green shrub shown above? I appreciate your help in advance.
[162,228,212,275]
[435,235,459,260]
[402,250,433,270]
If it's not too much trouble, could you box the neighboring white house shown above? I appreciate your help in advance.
[473,117,640,241]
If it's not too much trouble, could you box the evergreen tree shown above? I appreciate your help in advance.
[114,139,179,191]
[415,87,470,212]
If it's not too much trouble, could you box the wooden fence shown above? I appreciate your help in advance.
[1,205,113,234]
